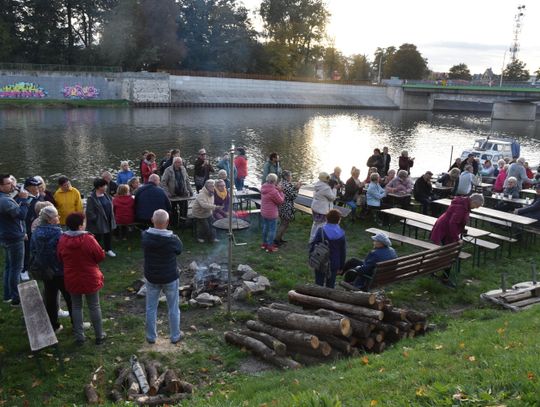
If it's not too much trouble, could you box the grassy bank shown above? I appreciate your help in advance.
[0,213,539,406]
[0,99,130,108]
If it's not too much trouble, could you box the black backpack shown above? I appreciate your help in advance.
[308,228,330,275]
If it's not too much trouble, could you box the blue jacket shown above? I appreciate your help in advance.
[366,182,386,207]
[516,196,540,222]
[354,246,398,289]
[142,228,182,284]
[0,192,29,242]
[310,224,346,272]
[134,183,172,222]
[30,224,63,276]
[117,170,134,185]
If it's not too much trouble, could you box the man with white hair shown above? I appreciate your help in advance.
[505,157,536,190]
[142,209,183,344]
[134,174,171,227]
[161,157,193,225]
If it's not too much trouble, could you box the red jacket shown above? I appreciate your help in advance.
[260,183,284,220]
[234,155,248,178]
[113,195,135,225]
[57,232,105,295]
[141,161,157,183]
[430,196,470,245]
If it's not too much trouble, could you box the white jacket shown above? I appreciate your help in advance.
[310,181,336,215]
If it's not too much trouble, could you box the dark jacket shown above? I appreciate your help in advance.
[134,183,172,222]
[398,156,414,173]
[353,246,397,290]
[382,153,391,175]
[460,159,479,175]
[310,224,346,273]
[413,177,433,201]
[366,154,384,174]
[516,196,540,222]
[30,224,63,276]
[142,228,182,284]
[0,192,29,242]
[342,177,362,202]
[86,192,116,234]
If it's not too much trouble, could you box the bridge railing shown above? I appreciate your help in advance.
[404,79,539,90]
[0,62,122,73]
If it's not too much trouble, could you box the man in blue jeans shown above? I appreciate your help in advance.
[141,209,183,344]
[0,174,30,306]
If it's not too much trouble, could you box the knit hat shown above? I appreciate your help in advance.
[371,232,392,247]
[24,177,42,187]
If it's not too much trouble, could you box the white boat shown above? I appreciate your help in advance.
[460,137,520,164]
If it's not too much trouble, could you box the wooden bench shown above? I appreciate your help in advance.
[293,196,351,219]
[362,242,463,290]
[365,227,472,261]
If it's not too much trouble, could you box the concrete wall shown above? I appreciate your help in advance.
[170,75,398,108]
[492,102,537,121]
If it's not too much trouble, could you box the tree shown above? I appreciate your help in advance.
[322,46,346,80]
[503,59,530,81]
[177,0,257,72]
[260,0,329,76]
[0,0,23,61]
[372,46,396,81]
[385,43,427,80]
[448,63,471,80]
[347,54,370,81]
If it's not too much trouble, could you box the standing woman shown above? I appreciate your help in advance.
[234,147,248,191]
[310,172,337,242]
[398,150,415,174]
[431,193,484,245]
[262,152,282,183]
[141,152,157,184]
[275,170,302,245]
[86,178,116,257]
[309,209,346,289]
[260,173,284,253]
[57,212,106,346]
[30,206,71,332]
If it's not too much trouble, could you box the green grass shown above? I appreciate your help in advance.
[1,214,540,406]
[0,99,130,108]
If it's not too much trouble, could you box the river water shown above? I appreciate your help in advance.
[1,107,539,193]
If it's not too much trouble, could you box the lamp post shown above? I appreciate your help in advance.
[377,50,384,85]
[499,50,507,87]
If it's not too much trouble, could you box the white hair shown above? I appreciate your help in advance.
[148,174,160,185]
[517,157,526,165]
[205,179,215,188]
[152,209,169,226]
[39,205,58,224]
[121,161,129,167]
[173,156,182,164]
[506,176,517,184]
[266,173,278,184]
[469,193,484,205]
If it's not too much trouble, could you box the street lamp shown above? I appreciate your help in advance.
[499,50,506,87]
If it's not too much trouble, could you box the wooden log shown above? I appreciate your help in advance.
[149,372,166,396]
[287,341,332,358]
[382,306,406,322]
[289,353,324,366]
[257,307,351,338]
[313,309,372,338]
[393,321,412,332]
[224,331,301,370]
[294,284,376,307]
[178,381,194,394]
[338,281,357,291]
[404,309,427,323]
[360,337,375,350]
[109,367,130,402]
[127,372,141,396]
[84,384,99,404]
[164,370,181,394]
[128,393,191,406]
[372,331,384,343]
[372,341,386,354]
[240,330,287,356]
[269,302,309,314]
[318,335,353,354]
[408,330,415,339]
[287,291,383,321]
[145,361,161,396]
[413,322,426,333]
[246,320,320,349]
[503,291,533,303]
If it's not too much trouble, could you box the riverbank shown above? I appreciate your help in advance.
[0,99,130,108]
[1,213,539,405]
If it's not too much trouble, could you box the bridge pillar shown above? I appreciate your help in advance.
[491,102,537,121]
[387,87,433,110]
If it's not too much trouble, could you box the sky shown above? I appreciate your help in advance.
[241,0,540,75]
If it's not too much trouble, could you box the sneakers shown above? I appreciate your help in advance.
[95,334,107,345]
[106,250,116,258]
[197,238,205,243]
[58,308,70,318]
[266,244,279,253]
[10,299,20,307]
[20,271,30,281]
[54,325,64,334]
[260,243,268,250]
[171,331,185,344]
[2,299,11,304]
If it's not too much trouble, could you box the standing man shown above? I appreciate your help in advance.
[161,157,193,224]
[381,146,391,177]
[21,177,44,281]
[0,174,30,306]
[134,174,172,227]
[142,209,183,344]
[366,148,384,175]
[194,148,214,193]
[54,176,83,226]
[262,152,282,183]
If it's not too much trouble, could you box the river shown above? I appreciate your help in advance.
[0,107,539,193]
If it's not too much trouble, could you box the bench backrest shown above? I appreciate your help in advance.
[367,242,462,289]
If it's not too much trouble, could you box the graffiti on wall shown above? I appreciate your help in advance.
[0,82,48,98]
[62,84,100,99]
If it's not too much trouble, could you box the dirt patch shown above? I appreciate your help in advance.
[238,356,274,374]
[138,336,194,355]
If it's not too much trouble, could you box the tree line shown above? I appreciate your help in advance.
[0,0,537,82]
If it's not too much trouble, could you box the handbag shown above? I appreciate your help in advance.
[309,228,330,276]
[28,240,55,281]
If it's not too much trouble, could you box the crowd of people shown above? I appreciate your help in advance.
[1,143,539,346]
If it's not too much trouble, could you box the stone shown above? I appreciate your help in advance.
[254,276,271,288]
[241,270,259,281]
[194,292,222,306]
[189,299,198,306]
[242,281,266,294]
[233,287,248,301]
[237,264,254,274]
[208,263,221,273]
[188,261,199,272]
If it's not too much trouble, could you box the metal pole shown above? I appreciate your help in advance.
[377,51,383,85]
[449,145,454,170]
[227,142,235,315]
[532,261,537,285]
[499,50,507,87]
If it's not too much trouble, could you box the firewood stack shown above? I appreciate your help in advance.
[224,284,428,368]
[103,357,194,406]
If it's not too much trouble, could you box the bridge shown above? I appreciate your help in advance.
[388,83,540,121]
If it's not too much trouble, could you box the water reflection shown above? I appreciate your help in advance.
[0,107,538,193]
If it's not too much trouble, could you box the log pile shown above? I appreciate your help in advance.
[101,356,194,406]
[224,284,428,368]
[481,281,540,311]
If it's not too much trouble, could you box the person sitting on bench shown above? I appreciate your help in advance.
[343,232,397,290]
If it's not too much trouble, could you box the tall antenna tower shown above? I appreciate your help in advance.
[509,4,526,62]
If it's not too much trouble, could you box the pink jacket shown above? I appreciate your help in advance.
[430,196,470,245]
[493,169,507,192]
[260,183,284,220]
